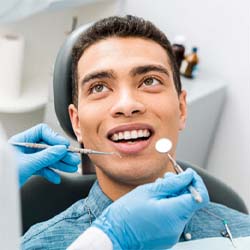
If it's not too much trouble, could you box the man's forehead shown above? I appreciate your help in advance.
[77,36,172,79]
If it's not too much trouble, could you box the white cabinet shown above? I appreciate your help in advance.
[177,74,227,168]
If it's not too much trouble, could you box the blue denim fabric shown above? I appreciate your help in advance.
[21,181,250,250]
[181,203,250,241]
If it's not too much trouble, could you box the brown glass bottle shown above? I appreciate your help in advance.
[172,36,186,69]
[180,47,199,78]
[172,44,185,69]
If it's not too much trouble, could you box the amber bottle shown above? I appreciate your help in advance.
[172,36,186,70]
[180,47,199,78]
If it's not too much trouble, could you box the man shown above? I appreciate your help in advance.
[21,15,250,249]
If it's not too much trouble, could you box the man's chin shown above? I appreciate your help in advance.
[96,165,162,186]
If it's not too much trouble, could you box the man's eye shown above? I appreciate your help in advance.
[143,77,161,86]
[90,84,109,94]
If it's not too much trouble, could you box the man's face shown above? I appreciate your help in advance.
[69,37,187,185]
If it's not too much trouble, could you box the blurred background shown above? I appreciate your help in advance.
[0,0,249,209]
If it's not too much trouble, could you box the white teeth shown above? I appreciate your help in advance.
[113,134,119,141]
[110,129,151,142]
[124,131,131,140]
[143,129,150,137]
[131,130,137,139]
[138,130,143,137]
[118,132,123,140]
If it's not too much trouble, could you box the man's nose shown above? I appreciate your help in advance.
[110,90,146,118]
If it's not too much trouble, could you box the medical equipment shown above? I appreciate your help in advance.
[155,138,172,153]
[155,138,202,203]
[11,142,121,157]
[224,220,236,248]
[168,153,203,203]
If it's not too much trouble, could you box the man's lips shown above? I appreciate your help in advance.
[109,137,153,154]
[106,123,154,154]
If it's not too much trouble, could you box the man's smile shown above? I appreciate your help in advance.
[110,129,150,141]
[107,123,154,154]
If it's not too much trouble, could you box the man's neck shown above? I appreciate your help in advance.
[96,171,136,200]
[96,162,175,201]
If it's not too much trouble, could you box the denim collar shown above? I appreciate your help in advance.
[85,180,112,220]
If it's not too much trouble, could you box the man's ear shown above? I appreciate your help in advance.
[68,104,83,143]
[178,90,187,131]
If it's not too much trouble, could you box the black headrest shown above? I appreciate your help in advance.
[53,24,90,139]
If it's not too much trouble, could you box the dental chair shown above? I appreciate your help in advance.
[21,25,249,235]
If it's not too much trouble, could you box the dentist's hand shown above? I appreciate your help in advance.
[8,123,80,187]
[92,169,209,250]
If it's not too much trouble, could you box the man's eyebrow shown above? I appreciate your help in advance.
[130,64,170,77]
[80,70,115,85]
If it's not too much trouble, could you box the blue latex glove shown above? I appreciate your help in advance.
[92,169,209,250]
[8,123,80,187]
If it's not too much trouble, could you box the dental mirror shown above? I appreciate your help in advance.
[155,138,172,153]
[155,137,203,203]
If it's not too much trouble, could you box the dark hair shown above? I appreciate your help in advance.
[72,15,181,106]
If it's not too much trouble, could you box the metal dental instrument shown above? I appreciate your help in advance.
[223,220,236,248]
[155,138,202,203]
[167,153,203,203]
[11,142,121,157]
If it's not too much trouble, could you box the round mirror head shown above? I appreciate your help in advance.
[155,138,172,153]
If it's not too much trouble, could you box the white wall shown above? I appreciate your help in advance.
[120,0,250,209]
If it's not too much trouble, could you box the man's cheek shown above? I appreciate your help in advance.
[80,125,97,143]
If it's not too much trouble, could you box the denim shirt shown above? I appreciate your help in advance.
[21,181,250,250]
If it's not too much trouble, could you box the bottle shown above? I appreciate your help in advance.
[172,35,186,70]
[180,47,199,78]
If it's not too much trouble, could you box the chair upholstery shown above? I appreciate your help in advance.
[21,161,248,235]
[21,173,96,235]
[53,25,89,140]
[53,24,96,174]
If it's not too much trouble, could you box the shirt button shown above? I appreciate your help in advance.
[184,233,192,240]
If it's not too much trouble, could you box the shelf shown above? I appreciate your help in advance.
[181,74,228,104]
[0,80,48,113]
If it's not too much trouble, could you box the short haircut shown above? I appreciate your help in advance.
[72,15,181,106]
